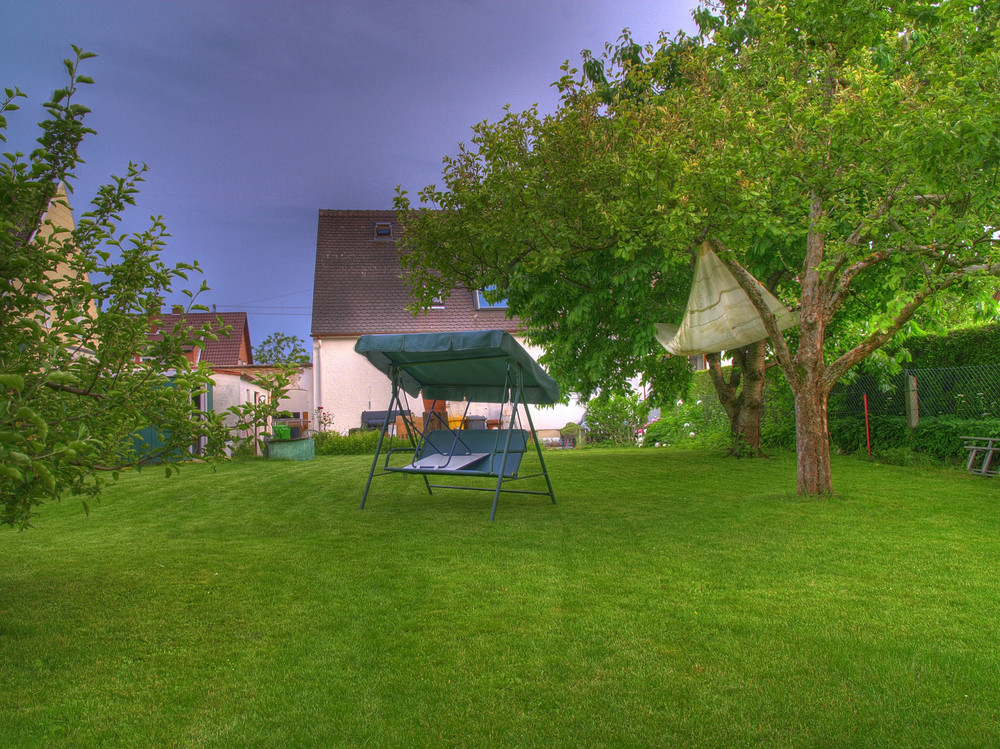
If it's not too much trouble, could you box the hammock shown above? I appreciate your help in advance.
[657,242,795,356]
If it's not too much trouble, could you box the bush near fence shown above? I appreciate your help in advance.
[642,397,730,448]
[829,414,1000,463]
[828,365,1000,462]
[905,323,1000,369]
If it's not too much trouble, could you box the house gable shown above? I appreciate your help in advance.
[310,209,519,337]
[149,311,254,366]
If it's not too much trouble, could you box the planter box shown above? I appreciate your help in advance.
[266,437,315,461]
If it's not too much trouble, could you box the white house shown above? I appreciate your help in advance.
[309,210,585,436]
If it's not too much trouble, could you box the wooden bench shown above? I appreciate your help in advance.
[961,436,1000,476]
[387,429,528,477]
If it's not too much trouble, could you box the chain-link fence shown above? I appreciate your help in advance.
[831,365,1000,421]
[656,364,1000,452]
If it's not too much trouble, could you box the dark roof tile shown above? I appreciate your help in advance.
[310,209,519,337]
[150,311,252,366]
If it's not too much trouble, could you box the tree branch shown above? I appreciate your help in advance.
[824,261,1000,387]
[708,237,797,385]
[826,249,892,317]
[42,380,105,400]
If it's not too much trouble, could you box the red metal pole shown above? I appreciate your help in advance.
[864,392,872,459]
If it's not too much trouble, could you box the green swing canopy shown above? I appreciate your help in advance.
[354,330,560,405]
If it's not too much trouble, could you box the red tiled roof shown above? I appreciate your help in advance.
[311,209,519,338]
[149,311,253,366]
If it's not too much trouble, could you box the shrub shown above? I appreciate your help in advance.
[314,429,382,456]
[584,391,648,445]
[829,415,909,455]
[911,416,1000,462]
[825,413,1000,464]
[642,399,729,449]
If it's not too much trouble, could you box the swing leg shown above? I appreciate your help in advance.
[524,402,556,505]
[361,405,394,509]
[490,476,502,522]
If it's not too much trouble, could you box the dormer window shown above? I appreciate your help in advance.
[430,295,446,310]
[374,222,393,239]
[476,286,508,310]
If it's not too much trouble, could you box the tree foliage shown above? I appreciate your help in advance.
[678,0,1000,492]
[0,49,290,528]
[254,331,310,366]
[583,390,648,445]
[394,93,694,407]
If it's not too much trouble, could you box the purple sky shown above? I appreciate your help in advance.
[2,0,699,348]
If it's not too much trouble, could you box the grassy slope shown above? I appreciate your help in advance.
[1,449,998,747]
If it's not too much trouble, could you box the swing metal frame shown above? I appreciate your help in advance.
[356,331,557,521]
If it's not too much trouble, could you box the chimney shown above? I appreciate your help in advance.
[172,305,184,314]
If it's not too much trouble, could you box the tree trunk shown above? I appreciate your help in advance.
[793,371,833,495]
[792,201,834,495]
[734,347,766,456]
[706,340,768,456]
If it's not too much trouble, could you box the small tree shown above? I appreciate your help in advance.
[254,331,310,365]
[0,49,275,527]
[584,391,648,445]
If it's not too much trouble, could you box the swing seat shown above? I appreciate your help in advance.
[388,429,528,477]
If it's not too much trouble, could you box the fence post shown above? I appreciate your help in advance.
[905,374,919,428]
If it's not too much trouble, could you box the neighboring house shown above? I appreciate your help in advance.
[310,209,584,435]
[213,363,314,442]
[147,309,254,366]
[31,184,98,350]
[144,309,313,450]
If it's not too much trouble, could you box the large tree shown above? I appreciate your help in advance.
[398,0,1000,494]
[1,49,290,527]
[395,37,793,456]
[676,0,1000,492]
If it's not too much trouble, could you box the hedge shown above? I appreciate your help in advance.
[904,323,1000,368]
[314,429,382,455]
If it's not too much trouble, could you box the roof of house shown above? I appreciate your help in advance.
[149,311,253,366]
[311,209,519,338]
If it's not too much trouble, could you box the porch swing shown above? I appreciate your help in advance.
[356,330,559,521]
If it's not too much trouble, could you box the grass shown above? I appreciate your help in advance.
[2,448,999,747]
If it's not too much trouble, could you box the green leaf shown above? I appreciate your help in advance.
[0,374,25,391]
[34,462,56,493]
[14,406,48,441]
[45,370,79,386]
[0,465,24,481]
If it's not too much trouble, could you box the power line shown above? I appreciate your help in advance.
[229,305,311,310]
[221,289,312,306]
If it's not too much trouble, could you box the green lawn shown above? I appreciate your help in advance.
[2,449,998,747]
